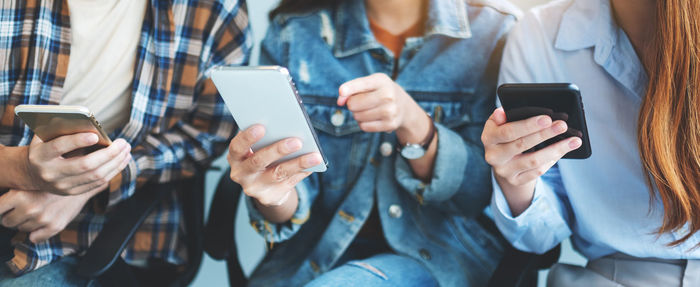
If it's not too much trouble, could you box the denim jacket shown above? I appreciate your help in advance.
[246,1,519,286]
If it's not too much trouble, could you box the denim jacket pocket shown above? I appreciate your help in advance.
[410,91,477,129]
[303,95,363,137]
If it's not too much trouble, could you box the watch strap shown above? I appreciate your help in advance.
[419,119,436,150]
[399,116,436,150]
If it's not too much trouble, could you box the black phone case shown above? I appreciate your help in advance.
[497,83,592,159]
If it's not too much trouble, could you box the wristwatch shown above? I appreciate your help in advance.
[398,118,436,160]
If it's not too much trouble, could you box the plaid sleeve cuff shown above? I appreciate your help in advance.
[105,158,139,210]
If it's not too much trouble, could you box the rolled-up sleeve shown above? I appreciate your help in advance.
[246,176,318,244]
[394,123,468,203]
[491,164,573,254]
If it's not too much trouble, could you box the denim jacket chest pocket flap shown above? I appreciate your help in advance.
[409,91,477,129]
[303,95,363,137]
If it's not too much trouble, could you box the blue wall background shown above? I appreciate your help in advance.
[190,1,585,286]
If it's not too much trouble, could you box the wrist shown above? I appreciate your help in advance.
[1,145,36,190]
[495,174,536,217]
[253,188,299,224]
[18,146,37,190]
[255,189,294,208]
[396,104,431,145]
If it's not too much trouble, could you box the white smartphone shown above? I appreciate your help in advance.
[14,105,112,156]
[211,66,328,172]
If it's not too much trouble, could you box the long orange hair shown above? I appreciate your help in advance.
[639,0,700,246]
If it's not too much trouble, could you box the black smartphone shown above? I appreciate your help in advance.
[497,83,592,159]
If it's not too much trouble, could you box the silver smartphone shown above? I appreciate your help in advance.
[211,66,327,172]
[14,105,111,146]
[14,105,112,156]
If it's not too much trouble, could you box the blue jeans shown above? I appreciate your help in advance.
[304,237,438,287]
[0,256,98,287]
[305,253,438,287]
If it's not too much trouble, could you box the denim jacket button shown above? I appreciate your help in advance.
[330,110,345,127]
[309,260,320,273]
[380,142,393,157]
[419,249,432,260]
[388,204,402,218]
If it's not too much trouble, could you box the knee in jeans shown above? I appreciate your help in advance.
[348,261,388,280]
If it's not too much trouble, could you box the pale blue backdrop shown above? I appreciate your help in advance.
[190,1,585,286]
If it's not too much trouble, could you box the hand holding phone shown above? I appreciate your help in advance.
[482,108,582,215]
[481,83,590,216]
[497,83,591,159]
[226,125,323,209]
[14,105,132,195]
[212,66,326,221]
[212,66,328,173]
[23,134,132,195]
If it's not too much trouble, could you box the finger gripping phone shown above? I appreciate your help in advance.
[497,83,592,159]
[211,66,328,172]
[14,105,112,155]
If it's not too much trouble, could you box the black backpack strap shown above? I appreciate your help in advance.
[203,169,247,284]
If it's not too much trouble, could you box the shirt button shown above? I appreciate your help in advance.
[419,249,431,260]
[388,204,402,218]
[380,141,393,157]
[330,110,345,127]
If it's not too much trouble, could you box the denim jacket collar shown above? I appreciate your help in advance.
[333,0,472,58]
[555,0,647,98]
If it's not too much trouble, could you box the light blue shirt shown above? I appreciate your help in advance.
[491,0,700,260]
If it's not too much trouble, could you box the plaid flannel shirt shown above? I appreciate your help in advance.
[0,0,251,275]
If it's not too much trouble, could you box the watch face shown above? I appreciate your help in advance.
[401,144,425,159]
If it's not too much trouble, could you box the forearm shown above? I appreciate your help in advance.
[253,189,299,223]
[495,175,537,217]
[405,136,437,181]
[0,145,33,190]
[396,106,437,181]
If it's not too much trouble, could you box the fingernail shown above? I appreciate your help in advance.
[285,139,302,151]
[569,138,582,149]
[339,85,348,95]
[553,122,567,133]
[85,133,98,144]
[249,125,263,138]
[114,139,127,149]
[537,116,551,127]
[305,154,322,166]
